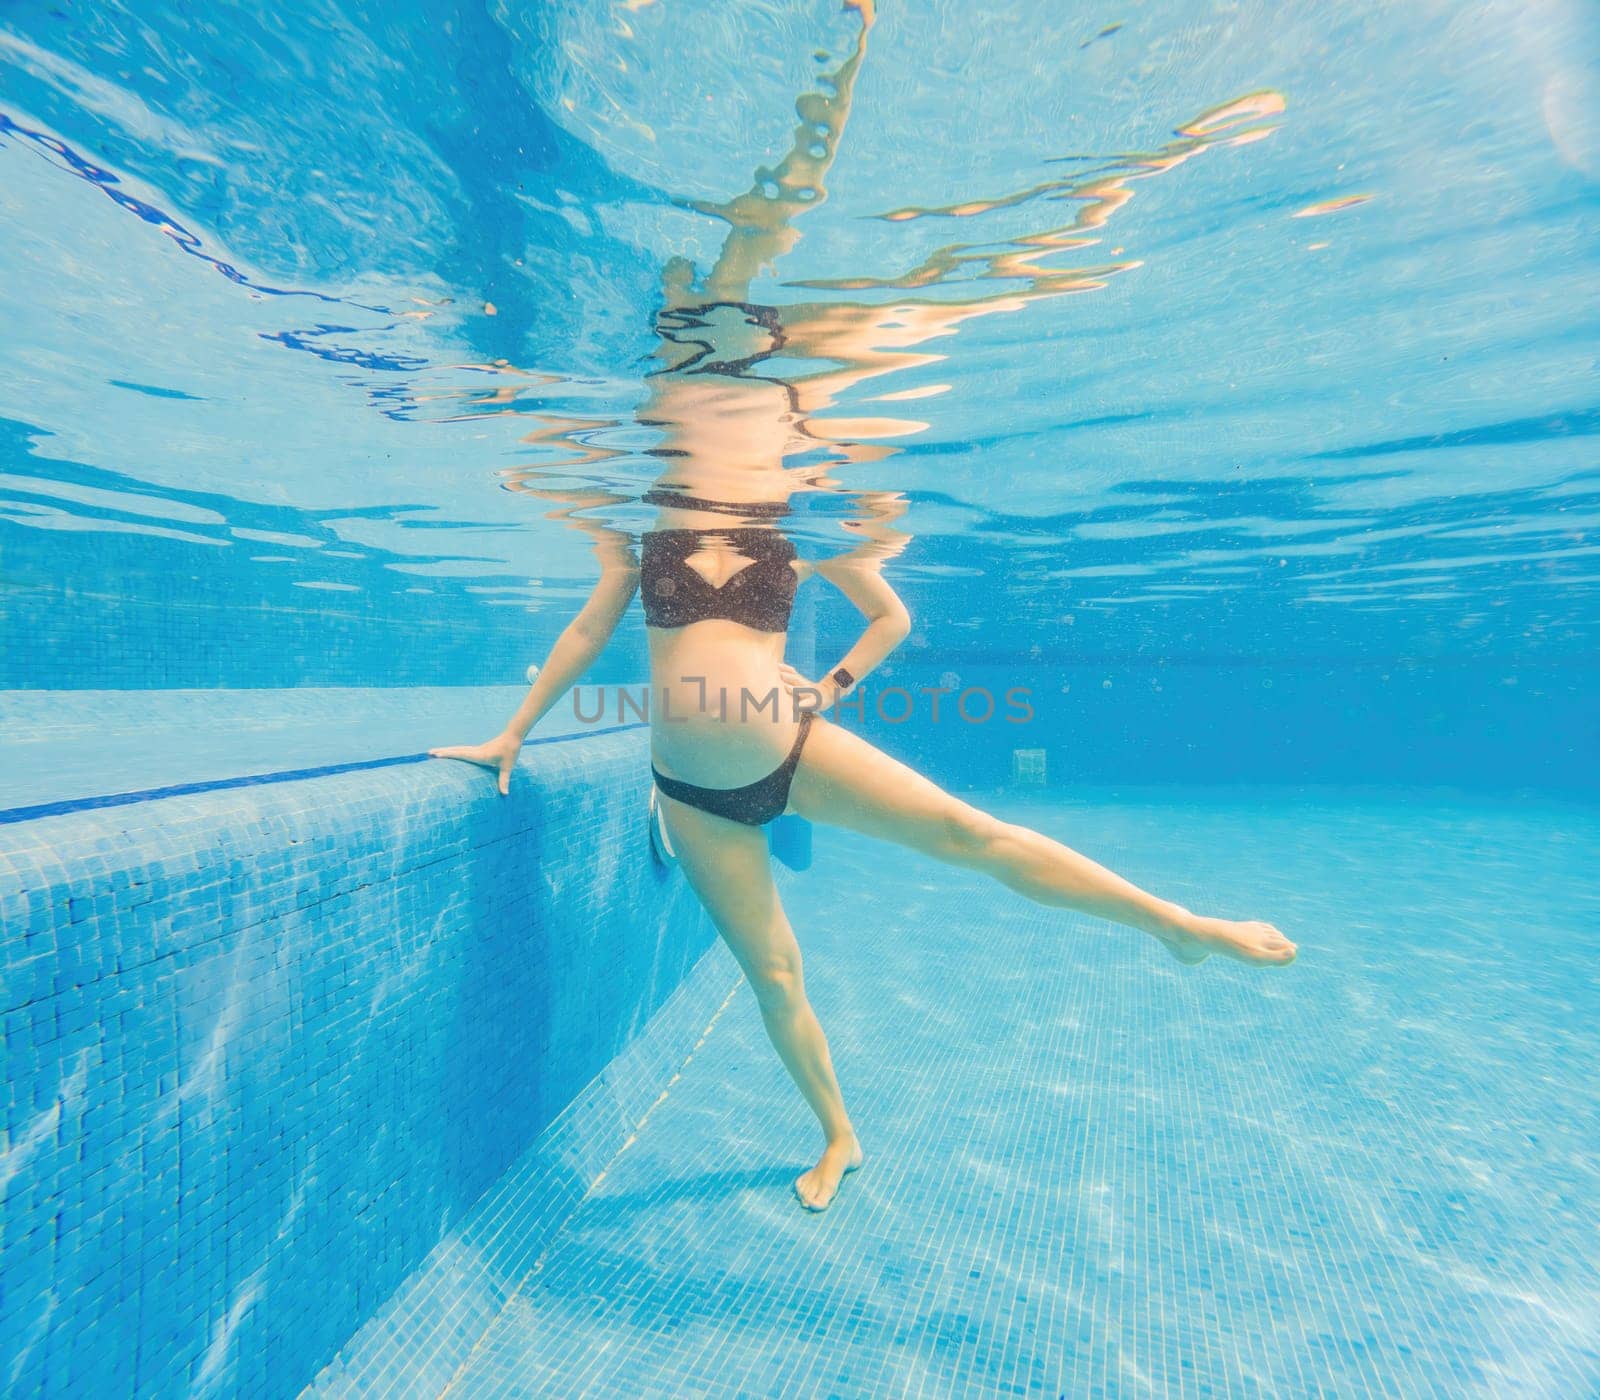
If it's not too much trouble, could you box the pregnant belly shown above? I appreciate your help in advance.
[647,629,806,786]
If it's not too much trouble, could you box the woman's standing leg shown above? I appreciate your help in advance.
[658,792,864,1209]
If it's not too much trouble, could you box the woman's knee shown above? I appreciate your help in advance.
[746,952,806,1015]
[934,802,1005,864]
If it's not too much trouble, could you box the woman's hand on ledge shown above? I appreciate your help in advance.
[428,733,522,796]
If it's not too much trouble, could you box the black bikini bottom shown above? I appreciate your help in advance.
[651,711,816,827]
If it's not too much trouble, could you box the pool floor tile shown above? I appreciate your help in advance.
[429,791,1600,1398]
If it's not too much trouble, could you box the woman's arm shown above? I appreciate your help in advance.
[792,557,911,709]
[780,497,913,708]
[430,527,638,795]
[780,492,908,700]
[501,536,639,742]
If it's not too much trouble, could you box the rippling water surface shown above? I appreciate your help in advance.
[2,0,1596,688]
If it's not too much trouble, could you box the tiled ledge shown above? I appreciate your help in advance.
[0,684,630,816]
[0,719,720,1399]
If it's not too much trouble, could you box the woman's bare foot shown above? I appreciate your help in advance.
[794,1133,864,1212]
[1154,912,1297,967]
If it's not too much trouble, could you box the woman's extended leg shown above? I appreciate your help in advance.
[657,791,865,1209]
[788,719,1296,966]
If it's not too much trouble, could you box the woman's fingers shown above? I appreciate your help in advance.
[429,744,492,767]
[430,740,518,795]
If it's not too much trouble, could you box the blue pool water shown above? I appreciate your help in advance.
[2,0,1597,1395]
[426,795,1600,1396]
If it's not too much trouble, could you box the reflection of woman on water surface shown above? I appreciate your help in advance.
[433,2,1295,1213]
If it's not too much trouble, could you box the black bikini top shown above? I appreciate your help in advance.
[639,489,797,632]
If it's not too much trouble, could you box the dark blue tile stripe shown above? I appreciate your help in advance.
[0,723,648,827]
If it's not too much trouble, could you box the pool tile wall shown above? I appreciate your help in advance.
[304,945,743,1399]
[0,728,716,1398]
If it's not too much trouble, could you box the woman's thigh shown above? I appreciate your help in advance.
[787,716,995,860]
[657,791,798,978]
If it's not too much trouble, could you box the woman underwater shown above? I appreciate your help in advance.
[432,1,1296,1213]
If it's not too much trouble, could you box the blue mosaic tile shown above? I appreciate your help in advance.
[306,950,745,1399]
[5,734,1597,1397]
[433,791,1600,1398]
[0,726,716,1398]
